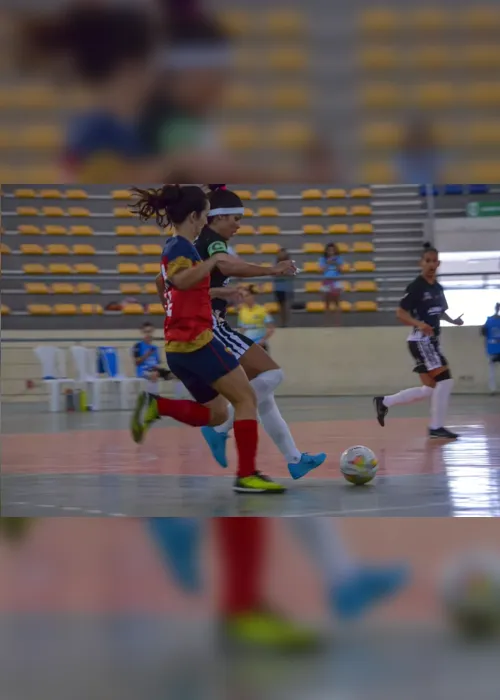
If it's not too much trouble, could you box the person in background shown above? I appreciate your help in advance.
[237,285,275,354]
[273,248,294,327]
[481,302,500,394]
[132,321,172,399]
[319,242,343,326]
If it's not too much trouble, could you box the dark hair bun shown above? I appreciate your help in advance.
[423,242,432,249]
[208,184,226,191]
[161,185,183,207]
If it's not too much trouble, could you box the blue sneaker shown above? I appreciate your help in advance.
[147,518,202,593]
[331,564,409,620]
[287,452,327,480]
[201,426,229,468]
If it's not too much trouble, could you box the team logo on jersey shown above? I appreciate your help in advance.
[225,346,233,355]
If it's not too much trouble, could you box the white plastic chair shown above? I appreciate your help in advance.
[34,345,75,412]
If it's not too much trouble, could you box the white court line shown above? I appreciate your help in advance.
[3,501,126,517]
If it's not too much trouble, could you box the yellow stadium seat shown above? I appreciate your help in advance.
[303,224,325,234]
[354,280,378,292]
[139,225,161,235]
[18,224,41,234]
[51,283,74,294]
[468,160,500,181]
[53,304,77,316]
[17,206,38,216]
[268,123,312,148]
[72,244,95,255]
[42,206,64,217]
[353,241,374,253]
[350,187,371,199]
[1,243,10,254]
[123,303,144,315]
[15,188,36,198]
[462,45,500,70]
[221,125,260,150]
[263,9,305,37]
[258,207,279,217]
[301,189,323,200]
[360,161,397,183]
[328,224,349,234]
[411,8,448,32]
[459,7,500,30]
[118,263,139,275]
[341,263,351,273]
[268,48,307,71]
[244,208,254,217]
[464,83,500,107]
[235,190,252,200]
[223,84,257,110]
[468,121,500,146]
[361,122,402,148]
[70,225,93,236]
[28,304,52,315]
[340,301,352,312]
[49,263,72,274]
[264,302,279,314]
[65,189,88,199]
[352,223,373,234]
[80,304,103,315]
[235,244,256,254]
[259,282,274,293]
[46,244,70,255]
[302,242,324,254]
[410,46,453,71]
[326,206,348,216]
[359,46,398,71]
[237,225,256,235]
[24,282,49,294]
[259,243,281,254]
[116,244,139,256]
[40,189,62,199]
[256,190,278,200]
[120,283,142,295]
[1,305,10,315]
[336,243,350,254]
[149,304,166,315]
[268,85,310,109]
[351,205,372,216]
[114,207,134,218]
[141,244,162,255]
[413,83,456,109]
[44,225,67,235]
[68,207,90,217]
[303,261,321,273]
[306,301,326,312]
[326,189,347,198]
[361,83,402,109]
[144,283,158,294]
[142,263,160,274]
[20,243,43,255]
[116,226,137,236]
[257,225,280,235]
[354,261,376,272]
[19,125,63,149]
[355,301,378,312]
[217,10,253,37]
[302,206,323,216]
[112,190,132,200]
[360,9,400,33]
[73,263,99,274]
[76,283,99,294]
[23,264,46,274]
[305,281,322,293]
[341,281,352,292]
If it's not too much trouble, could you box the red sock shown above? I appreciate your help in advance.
[233,419,258,478]
[215,517,265,616]
[155,397,210,427]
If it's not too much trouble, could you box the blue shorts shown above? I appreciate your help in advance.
[166,336,239,404]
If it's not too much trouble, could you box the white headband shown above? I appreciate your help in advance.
[209,207,245,216]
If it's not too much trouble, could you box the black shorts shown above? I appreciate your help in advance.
[212,316,254,360]
[491,354,500,364]
[408,337,448,374]
[274,291,290,304]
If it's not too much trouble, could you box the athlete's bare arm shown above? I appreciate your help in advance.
[215,254,295,279]
[155,273,166,309]
[396,308,433,336]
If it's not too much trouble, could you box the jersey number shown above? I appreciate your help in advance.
[165,288,173,317]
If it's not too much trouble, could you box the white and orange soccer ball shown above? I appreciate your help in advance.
[340,445,378,485]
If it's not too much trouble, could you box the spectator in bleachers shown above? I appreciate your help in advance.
[273,248,294,327]
[481,303,500,394]
[237,285,275,355]
[319,243,343,326]
[396,120,443,185]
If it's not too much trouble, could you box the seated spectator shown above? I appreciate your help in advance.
[273,248,294,327]
[481,303,500,394]
[237,285,275,354]
[132,321,171,393]
[319,243,343,326]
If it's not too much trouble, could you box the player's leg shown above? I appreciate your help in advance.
[488,356,498,394]
[427,364,457,439]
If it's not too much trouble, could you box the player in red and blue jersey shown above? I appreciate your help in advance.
[130,185,285,494]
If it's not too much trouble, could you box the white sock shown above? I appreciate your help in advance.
[214,368,284,435]
[146,379,159,395]
[258,394,302,463]
[383,385,433,408]
[488,360,497,392]
[291,518,356,586]
[430,378,454,430]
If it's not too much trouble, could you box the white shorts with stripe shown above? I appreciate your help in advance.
[212,314,254,360]
[408,337,448,374]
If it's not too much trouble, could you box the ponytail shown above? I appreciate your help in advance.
[130,184,207,228]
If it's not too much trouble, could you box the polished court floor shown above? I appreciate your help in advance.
[2,395,499,517]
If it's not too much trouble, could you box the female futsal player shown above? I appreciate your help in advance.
[373,243,464,439]
[130,184,285,494]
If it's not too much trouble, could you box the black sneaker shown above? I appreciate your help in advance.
[428,427,459,440]
[373,396,388,427]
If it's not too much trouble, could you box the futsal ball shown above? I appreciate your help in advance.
[440,551,500,639]
[340,445,378,485]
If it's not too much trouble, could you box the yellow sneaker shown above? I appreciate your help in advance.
[223,609,321,651]
[130,393,159,444]
[233,472,286,494]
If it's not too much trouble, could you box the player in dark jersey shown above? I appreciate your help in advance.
[129,184,285,494]
[373,243,464,439]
